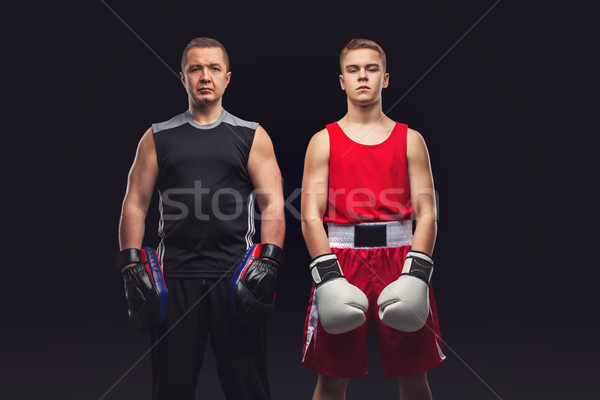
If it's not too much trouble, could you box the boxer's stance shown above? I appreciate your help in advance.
[301,38,444,400]
[117,37,285,400]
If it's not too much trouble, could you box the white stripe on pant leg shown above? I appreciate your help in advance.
[302,293,320,362]
[245,192,256,249]
[157,190,166,269]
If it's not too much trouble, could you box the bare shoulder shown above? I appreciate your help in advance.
[253,124,272,144]
[138,126,156,153]
[249,124,276,158]
[309,128,329,148]
[407,127,425,143]
[313,128,329,142]
[407,127,429,150]
[306,128,330,158]
[305,129,329,165]
[255,124,269,138]
[128,126,158,184]
[406,128,434,167]
[141,126,153,140]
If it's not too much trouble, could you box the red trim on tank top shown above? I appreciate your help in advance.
[332,121,403,149]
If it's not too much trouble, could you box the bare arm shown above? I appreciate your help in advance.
[407,129,437,255]
[301,129,332,258]
[118,127,159,258]
[247,125,285,247]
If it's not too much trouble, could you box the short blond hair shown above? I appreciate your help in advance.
[339,38,386,72]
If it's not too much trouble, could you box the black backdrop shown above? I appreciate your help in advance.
[3,1,598,399]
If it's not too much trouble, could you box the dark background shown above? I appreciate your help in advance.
[3,0,598,399]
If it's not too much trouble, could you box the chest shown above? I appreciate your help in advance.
[157,127,250,184]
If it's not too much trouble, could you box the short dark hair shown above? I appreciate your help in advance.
[339,38,386,72]
[181,37,230,72]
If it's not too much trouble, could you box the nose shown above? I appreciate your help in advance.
[199,67,211,82]
[358,68,368,80]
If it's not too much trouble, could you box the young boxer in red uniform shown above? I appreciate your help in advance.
[300,38,445,400]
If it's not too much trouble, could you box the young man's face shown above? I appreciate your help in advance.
[180,47,231,106]
[339,48,389,105]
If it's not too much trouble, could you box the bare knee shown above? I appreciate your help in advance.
[313,374,349,400]
[397,373,432,400]
[398,372,428,386]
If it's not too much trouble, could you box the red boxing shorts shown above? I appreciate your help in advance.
[301,221,445,377]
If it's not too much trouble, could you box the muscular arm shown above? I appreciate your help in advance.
[407,129,437,255]
[247,125,285,247]
[301,129,332,258]
[118,127,159,256]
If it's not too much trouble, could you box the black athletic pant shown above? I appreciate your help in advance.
[150,277,270,400]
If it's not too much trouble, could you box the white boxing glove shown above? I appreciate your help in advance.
[377,251,434,332]
[310,253,369,334]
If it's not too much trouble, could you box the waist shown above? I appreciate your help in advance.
[327,220,413,249]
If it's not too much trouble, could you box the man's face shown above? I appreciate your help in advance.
[339,48,389,105]
[180,47,231,106]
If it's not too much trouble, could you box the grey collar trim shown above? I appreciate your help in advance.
[184,109,227,130]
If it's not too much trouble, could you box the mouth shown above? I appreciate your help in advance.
[357,86,370,90]
[197,87,213,92]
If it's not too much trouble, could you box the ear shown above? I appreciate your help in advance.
[225,71,232,87]
[339,74,346,91]
[382,72,389,89]
[180,71,186,87]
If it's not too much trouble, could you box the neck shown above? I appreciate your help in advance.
[188,99,223,125]
[342,98,385,126]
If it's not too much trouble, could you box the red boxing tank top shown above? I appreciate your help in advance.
[324,122,413,224]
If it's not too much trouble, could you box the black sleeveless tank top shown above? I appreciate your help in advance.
[152,109,257,278]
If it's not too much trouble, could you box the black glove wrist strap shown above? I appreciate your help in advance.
[115,248,142,271]
[260,243,285,265]
[401,251,434,284]
[406,250,434,264]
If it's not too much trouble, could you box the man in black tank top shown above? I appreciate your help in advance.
[116,37,285,400]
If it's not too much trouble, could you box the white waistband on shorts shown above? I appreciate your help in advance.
[327,220,413,249]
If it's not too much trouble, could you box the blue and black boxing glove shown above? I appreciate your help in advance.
[229,243,284,327]
[115,248,168,332]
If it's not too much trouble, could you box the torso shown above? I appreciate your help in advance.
[152,109,258,278]
[324,120,414,224]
